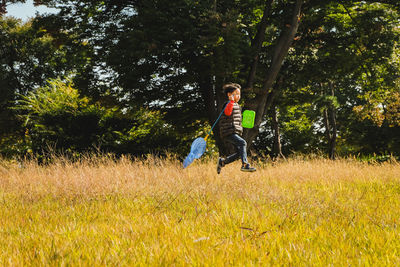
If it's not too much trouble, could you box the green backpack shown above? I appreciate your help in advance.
[242,110,256,128]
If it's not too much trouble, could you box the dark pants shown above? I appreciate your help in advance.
[224,134,248,165]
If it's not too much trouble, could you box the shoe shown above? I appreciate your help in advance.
[241,163,256,172]
[217,157,225,174]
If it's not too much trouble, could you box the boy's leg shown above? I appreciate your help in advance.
[230,135,256,172]
[217,157,224,174]
[225,134,255,172]
[224,134,248,165]
[224,152,239,164]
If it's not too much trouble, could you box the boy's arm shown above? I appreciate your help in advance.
[224,100,234,116]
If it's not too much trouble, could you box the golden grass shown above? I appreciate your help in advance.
[0,156,400,265]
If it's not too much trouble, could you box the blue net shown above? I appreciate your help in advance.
[190,137,206,158]
[183,137,206,168]
[183,153,195,168]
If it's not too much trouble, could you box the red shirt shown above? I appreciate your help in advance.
[224,100,234,116]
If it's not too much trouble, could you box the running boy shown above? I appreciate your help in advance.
[217,83,256,174]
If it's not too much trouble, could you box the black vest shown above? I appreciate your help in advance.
[219,102,243,138]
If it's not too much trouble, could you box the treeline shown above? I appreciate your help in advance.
[1,0,400,160]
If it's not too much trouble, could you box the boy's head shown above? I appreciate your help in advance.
[223,83,241,95]
[223,83,241,103]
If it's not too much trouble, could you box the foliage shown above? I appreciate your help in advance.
[12,78,180,157]
[101,108,180,156]
[275,1,400,156]
[0,15,96,157]
[1,1,400,158]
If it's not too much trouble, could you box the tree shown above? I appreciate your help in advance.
[2,0,400,158]
[0,15,100,157]
[26,0,305,151]
[269,1,400,157]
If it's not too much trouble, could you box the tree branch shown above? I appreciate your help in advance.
[245,0,273,90]
[0,0,7,15]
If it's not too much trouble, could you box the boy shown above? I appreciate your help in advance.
[217,83,256,174]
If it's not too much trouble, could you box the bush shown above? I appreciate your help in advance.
[12,78,180,158]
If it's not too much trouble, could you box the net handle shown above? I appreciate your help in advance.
[204,103,228,141]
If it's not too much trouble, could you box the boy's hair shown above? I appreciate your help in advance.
[223,83,241,95]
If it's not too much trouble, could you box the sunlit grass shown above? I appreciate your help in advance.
[0,156,399,265]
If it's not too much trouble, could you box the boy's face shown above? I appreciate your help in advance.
[228,88,241,103]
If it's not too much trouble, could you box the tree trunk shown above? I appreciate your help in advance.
[321,82,337,160]
[243,0,303,147]
[328,112,337,159]
[271,104,285,159]
[322,107,331,142]
[328,82,337,159]
[199,75,216,121]
[245,0,273,90]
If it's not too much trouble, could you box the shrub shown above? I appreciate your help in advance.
[13,78,179,158]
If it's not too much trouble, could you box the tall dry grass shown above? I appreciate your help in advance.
[0,156,399,265]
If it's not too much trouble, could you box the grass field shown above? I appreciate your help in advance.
[0,156,400,266]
